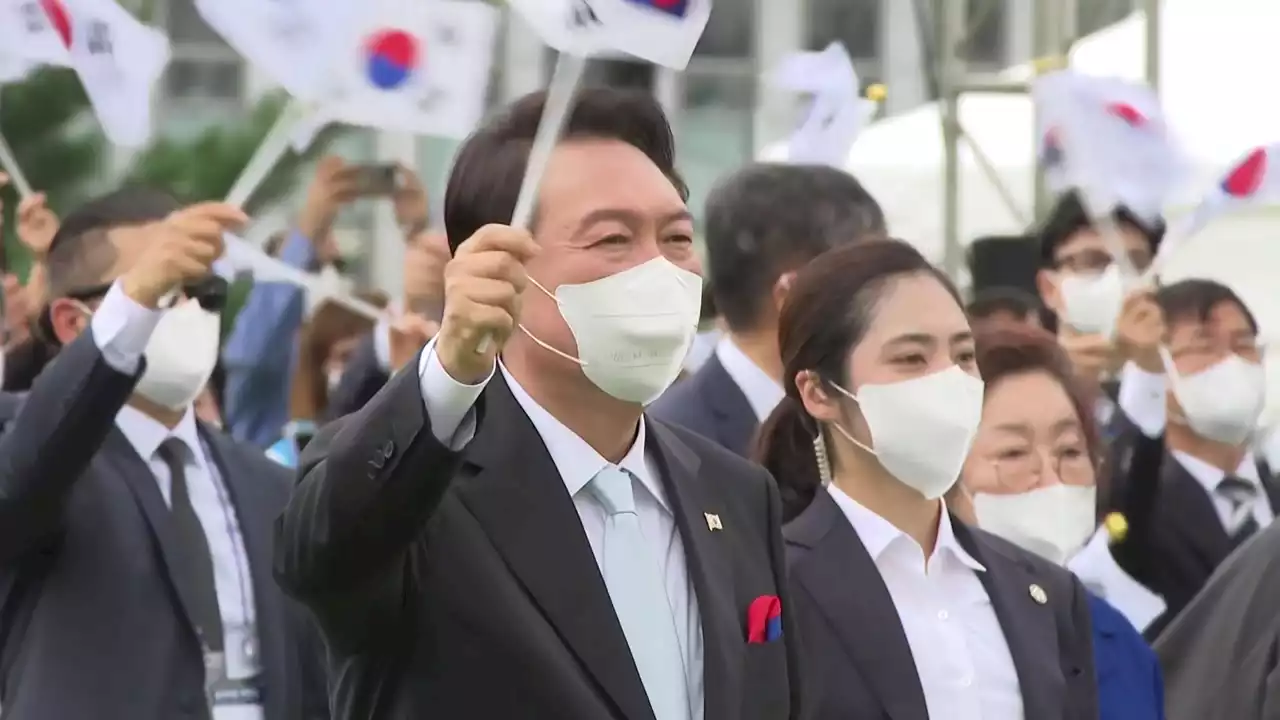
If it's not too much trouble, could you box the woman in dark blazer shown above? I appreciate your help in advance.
[756,240,1098,720]
[947,324,1165,720]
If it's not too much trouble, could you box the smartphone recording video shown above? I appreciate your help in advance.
[351,164,400,196]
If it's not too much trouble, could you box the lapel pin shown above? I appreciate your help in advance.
[704,513,722,531]
[1029,583,1048,605]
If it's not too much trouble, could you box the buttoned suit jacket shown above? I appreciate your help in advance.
[275,359,802,720]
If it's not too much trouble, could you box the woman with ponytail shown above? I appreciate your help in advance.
[757,239,1097,720]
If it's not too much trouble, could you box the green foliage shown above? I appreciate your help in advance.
[0,68,102,279]
[123,93,338,214]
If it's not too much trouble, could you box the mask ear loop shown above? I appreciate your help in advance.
[516,275,586,367]
[825,380,878,457]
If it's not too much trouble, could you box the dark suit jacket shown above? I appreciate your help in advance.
[275,361,802,720]
[1154,516,1280,719]
[784,490,1098,720]
[0,330,328,720]
[649,354,758,458]
[1109,437,1280,639]
[322,332,387,422]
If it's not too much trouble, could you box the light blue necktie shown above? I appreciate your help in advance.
[589,465,691,720]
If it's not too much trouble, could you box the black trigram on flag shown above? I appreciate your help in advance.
[20,1,45,33]
[86,20,112,55]
[568,0,600,29]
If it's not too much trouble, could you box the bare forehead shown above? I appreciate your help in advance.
[863,273,967,338]
[1168,300,1253,338]
[540,139,685,211]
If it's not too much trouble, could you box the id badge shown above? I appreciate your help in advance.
[205,626,266,720]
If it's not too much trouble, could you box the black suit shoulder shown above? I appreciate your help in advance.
[649,370,714,429]
[653,416,774,494]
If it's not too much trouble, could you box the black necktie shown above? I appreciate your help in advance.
[157,438,224,653]
[1218,475,1260,548]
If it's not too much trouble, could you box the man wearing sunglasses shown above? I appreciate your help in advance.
[0,189,328,720]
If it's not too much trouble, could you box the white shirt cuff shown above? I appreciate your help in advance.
[90,281,163,374]
[373,300,405,373]
[416,336,493,449]
[1116,361,1167,438]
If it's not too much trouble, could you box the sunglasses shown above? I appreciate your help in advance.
[66,275,229,312]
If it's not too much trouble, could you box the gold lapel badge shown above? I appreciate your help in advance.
[1029,583,1048,605]
[704,513,723,531]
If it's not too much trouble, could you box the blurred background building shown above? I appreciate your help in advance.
[148,0,1138,294]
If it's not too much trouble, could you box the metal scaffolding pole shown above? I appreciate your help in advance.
[1144,0,1161,90]
[937,0,966,279]
[935,0,1089,280]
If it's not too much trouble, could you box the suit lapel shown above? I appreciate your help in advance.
[699,356,758,456]
[1162,456,1231,567]
[101,428,205,647]
[785,492,929,720]
[955,523,1064,720]
[454,374,656,720]
[201,427,289,720]
[646,420,739,720]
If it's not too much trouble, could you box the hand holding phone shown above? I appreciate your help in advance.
[350,164,400,196]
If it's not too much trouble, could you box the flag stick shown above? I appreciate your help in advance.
[222,234,384,321]
[225,98,314,208]
[475,51,587,354]
[0,131,32,198]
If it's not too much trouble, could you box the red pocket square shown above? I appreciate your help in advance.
[746,595,783,644]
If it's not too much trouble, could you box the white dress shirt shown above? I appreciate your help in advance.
[714,337,784,423]
[1171,449,1274,531]
[92,282,263,719]
[416,339,705,719]
[826,485,1024,720]
[1115,362,1170,438]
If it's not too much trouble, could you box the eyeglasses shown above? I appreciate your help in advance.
[1054,249,1151,274]
[67,275,229,312]
[991,446,1096,492]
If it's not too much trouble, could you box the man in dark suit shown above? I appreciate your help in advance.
[1110,279,1275,637]
[0,190,327,719]
[275,87,801,720]
[1154,512,1280,719]
[649,163,886,457]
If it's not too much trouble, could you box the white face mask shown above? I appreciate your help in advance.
[521,257,702,405]
[1058,263,1125,337]
[1165,350,1266,445]
[829,365,985,499]
[134,299,221,411]
[972,484,1098,566]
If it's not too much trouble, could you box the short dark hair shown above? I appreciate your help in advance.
[443,87,685,254]
[1037,191,1164,267]
[1156,278,1258,336]
[45,187,179,299]
[704,163,886,333]
[753,239,960,520]
[966,286,1042,322]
